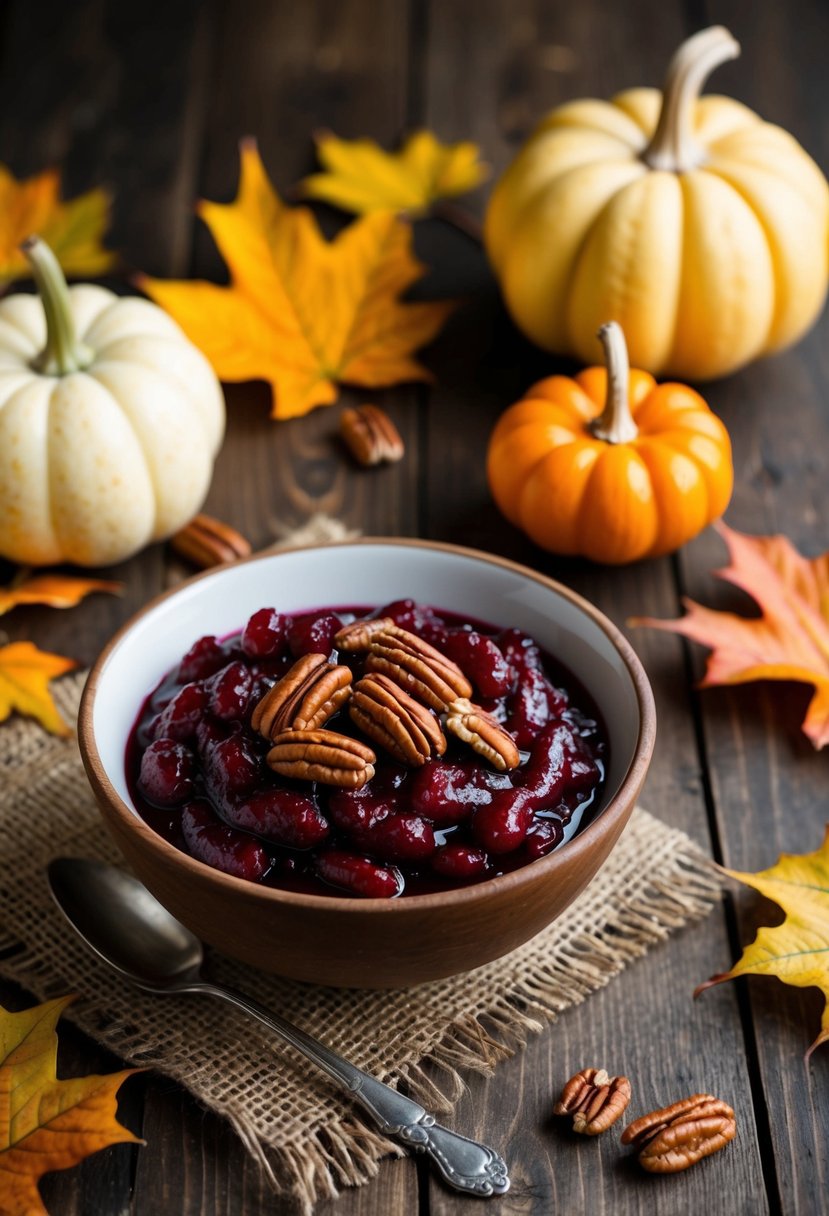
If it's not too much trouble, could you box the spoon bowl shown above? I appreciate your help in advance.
[47,857,203,989]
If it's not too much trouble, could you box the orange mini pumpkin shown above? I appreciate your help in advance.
[487,322,733,564]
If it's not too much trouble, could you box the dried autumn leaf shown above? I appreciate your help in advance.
[0,165,114,286]
[300,129,488,215]
[633,523,829,748]
[0,641,76,735]
[0,572,122,617]
[695,828,829,1059]
[0,995,141,1216]
[139,141,454,420]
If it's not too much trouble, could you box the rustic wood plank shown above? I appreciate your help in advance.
[674,3,829,1212]
[0,0,214,275]
[129,2,421,1213]
[189,0,422,551]
[420,1,769,1212]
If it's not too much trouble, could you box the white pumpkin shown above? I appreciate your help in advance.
[0,237,225,567]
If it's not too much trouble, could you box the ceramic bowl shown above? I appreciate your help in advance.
[79,539,655,988]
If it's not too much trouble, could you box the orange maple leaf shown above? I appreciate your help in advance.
[634,523,829,748]
[0,572,122,617]
[695,826,829,1059]
[138,140,454,420]
[0,995,141,1216]
[0,165,114,286]
[0,641,77,735]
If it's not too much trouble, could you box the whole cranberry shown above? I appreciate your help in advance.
[177,635,228,683]
[314,850,403,898]
[326,789,393,836]
[472,791,532,854]
[442,629,513,698]
[523,818,564,859]
[287,611,343,658]
[138,739,196,807]
[181,799,270,882]
[432,843,489,879]
[496,628,544,675]
[361,812,437,862]
[505,666,559,748]
[376,599,447,645]
[521,723,599,810]
[204,732,263,799]
[241,608,288,658]
[208,661,255,722]
[229,788,329,849]
[152,682,207,742]
[409,761,510,825]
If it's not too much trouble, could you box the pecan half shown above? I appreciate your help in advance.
[553,1068,631,1135]
[340,404,404,467]
[622,1094,736,1173]
[334,617,396,652]
[366,627,472,712]
[170,513,252,568]
[350,673,446,766]
[251,654,353,739]
[266,729,376,788]
[444,698,520,771]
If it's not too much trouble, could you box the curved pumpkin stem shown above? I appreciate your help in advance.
[589,322,639,445]
[643,26,740,173]
[21,235,93,376]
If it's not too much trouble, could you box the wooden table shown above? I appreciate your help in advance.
[1,1,826,1212]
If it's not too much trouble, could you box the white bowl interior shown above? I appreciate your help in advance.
[93,544,642,814]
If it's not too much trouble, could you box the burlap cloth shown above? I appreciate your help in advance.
[0,521,722,1211]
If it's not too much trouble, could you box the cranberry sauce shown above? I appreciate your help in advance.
[126,599,608,898]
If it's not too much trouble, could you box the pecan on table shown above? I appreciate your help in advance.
[621,1094,737,1173]
[350,672,447,765]
[266,729,376,788]
[334,617,396,652]
[444,697,520,772]
[251,654,352,739]
[170,513,252,568]
[340,404,405,467]
[553,1068,632,1135]
[366,627,473,712]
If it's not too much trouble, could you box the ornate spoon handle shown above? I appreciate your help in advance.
[190,980,510,1196]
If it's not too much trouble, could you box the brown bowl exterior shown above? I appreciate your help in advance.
[79,539,655,989]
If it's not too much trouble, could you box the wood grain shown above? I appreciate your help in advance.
[0,0,825,1212]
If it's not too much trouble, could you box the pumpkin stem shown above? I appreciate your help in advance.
[21,236,94,376]
[590,322,639,445]
[643,26,740,173]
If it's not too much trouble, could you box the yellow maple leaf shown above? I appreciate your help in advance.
[138,141,454,419]
[300,129,488,215]
[0,995,141,1216]
[0,572,122,617]
[0,641,77,735]
[695,827,829,1059]
[0,165,114,286]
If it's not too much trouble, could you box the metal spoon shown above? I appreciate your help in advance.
[47,857,510,1197]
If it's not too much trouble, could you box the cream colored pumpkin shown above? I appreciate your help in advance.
[485,27,829,380]
[0,238,225,567]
